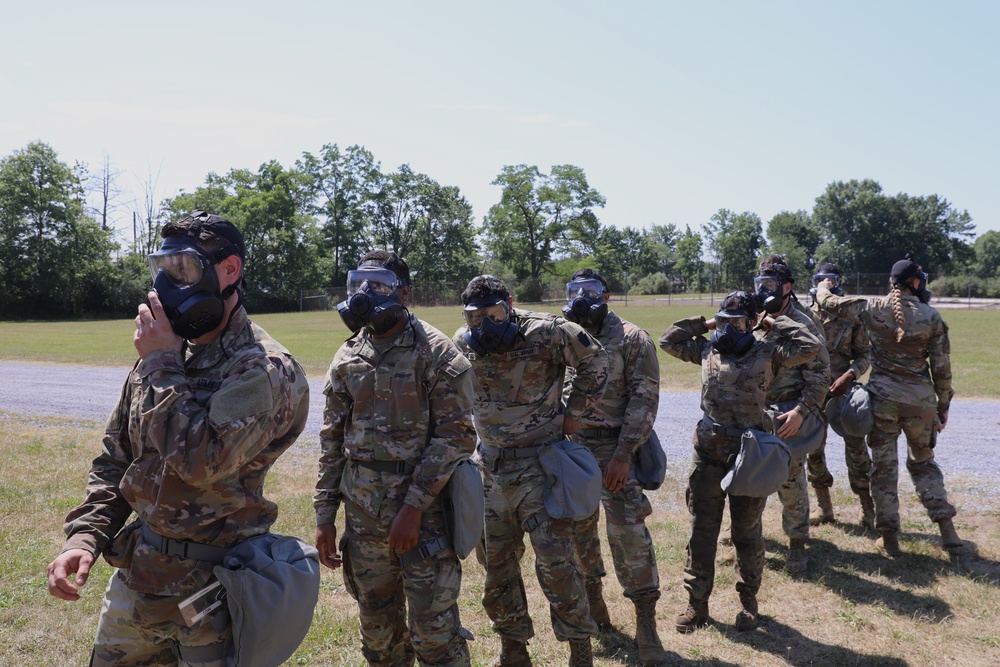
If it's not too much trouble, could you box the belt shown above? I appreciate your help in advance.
[399,536,451,569]
[699,415,746,439]
[577,427,622,440]
[140,523,231,564]
[478,442,544,459]
[357,459,417,474]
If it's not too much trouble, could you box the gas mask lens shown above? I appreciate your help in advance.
[715,313,748,332]
[346,268,401,296]
[147,249,206,286]
[754,276,780,293]
[463,302,510,329]
[565,279,605,301]
[812,273,841,289]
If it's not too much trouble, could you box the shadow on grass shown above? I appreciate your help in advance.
[594,627,742,666]
[731,616,909,667]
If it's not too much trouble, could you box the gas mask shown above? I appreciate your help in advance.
[710,309,755,355]
[914,271,932,304]
[561,278,608,331]
[811,272,843,297]
[754,274,787,315]
[148,236,237,339]
[462,298,518,356]
[336,267,407,335]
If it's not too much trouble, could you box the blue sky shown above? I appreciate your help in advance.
[2,1,998,245]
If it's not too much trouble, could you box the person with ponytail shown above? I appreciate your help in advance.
[815,255,960,558]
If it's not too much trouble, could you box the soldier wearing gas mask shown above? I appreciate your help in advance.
[752,255,831,573]
[454,275,608,667]
[815,255,960,558]
[316,250,477,666]
[561,270,667,665]
[807,263,875,529]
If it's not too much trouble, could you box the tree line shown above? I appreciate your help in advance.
[1,140,996,319]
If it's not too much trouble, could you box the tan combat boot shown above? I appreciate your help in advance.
[633,599,667,665]
[586,579,613,631]
[938,518,963,549]
[809,487,835,525]
[876,530,902,558]
[674,597,709,634]
[786,538,808,573]
[490,637,532,667]
[857,490,875,530]
[734,591,759,631]
[568,638,593,667]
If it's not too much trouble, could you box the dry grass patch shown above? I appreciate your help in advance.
[3,413,1000,666]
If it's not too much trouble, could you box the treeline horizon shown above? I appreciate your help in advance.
[2,140,999,320]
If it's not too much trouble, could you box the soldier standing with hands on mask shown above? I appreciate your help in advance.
[314,250,477,667]
[46,211,310,666]
[562,269,667,666]
[816,255,962,557]
[454,274,608,667]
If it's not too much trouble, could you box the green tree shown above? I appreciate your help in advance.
[704,208,764,289]
[974,230,1000,278]
[766,210,821,285]
[0,142,116,317]
[482,164,605,299]
[674,225,705,291]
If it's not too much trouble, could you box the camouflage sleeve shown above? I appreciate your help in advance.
[929,314,954,413]
[614,328,660,463]
[816,285,871,327]
[137,348,303,484]
[403,350,477,511]
[795,337,831,413]
[659,316,710,366]
[61,372,137,556]
[771,315,822,372]
[315,360,349,526]
[557,319,609,421]
[849,321,872,379]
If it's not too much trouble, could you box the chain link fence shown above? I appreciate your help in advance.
[300,282,466,312]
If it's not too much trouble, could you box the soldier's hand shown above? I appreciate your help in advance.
[758,315,776,331]
[829,370,855,396]
[705,317,717,331]
[562,416,580,437]
[604,458,630,493]
[776,407,804,439]
[315,524,342,570]
[937,411,948,432]
[134,292,184,358]
[47,548,94,601]
[388,504,423,554]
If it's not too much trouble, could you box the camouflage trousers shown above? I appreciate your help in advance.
[477,455,597,642]
[684,448,767,602]
[90,569,228,667]
[807,425,873,494]
[342,497,469,667]
[776,457,810,540]
[867,396,956,533]
[572,441,660,602]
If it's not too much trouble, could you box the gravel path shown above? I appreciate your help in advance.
[3,360,998,502]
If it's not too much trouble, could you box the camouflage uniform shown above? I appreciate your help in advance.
[755,301,831,542]
[809,297,873,494]
[817,287,955,532]
[315,313,476,667]
[454,309,608,643]
[567,311,661,602]
[60,307,311,666]
[660,315,821,604]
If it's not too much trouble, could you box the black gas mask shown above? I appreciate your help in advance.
[462,298,518,356]
[337,266,407,335]
[810,271,843,297]
[754,274,787,315]
[710,309,755,355]
[147,236,238,339]
[561,278,608,331]
[914,271,931,304]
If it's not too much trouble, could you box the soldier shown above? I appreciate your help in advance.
[661,290,822,632]
[561,269,667,665]
[314,250,476,666]
[453,275,608,667]
[816,255,961,557]
[807,263,875,528]
[753,254,831,572]
[45,211,310,666]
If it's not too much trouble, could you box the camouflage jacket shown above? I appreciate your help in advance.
[565,311,659,463]
[809,297,872,379]
[454,309,608,449]
[755,300,831,413]
[660,314,821,462]
[816,286,953,412]
[314,313,476,526]
[61,307,310,596]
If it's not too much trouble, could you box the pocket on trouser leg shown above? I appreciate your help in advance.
[340,534,359,602]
